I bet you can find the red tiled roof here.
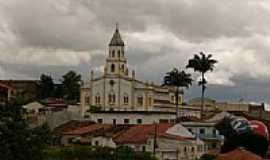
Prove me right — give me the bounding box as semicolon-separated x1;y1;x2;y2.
160;133;194;141
0;82;15;90
114;123;173;144
53;120;95;134
62;124;112;136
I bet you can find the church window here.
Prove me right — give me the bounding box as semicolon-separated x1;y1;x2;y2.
137;96;143;106
122;50;124;57
124;95;129;104
111;64;115;73
112;50;115;57
118;50;121;58
148;97;152;106
125;69;128;76
95;94;101;105
109;80;115;86
121;64;125;72
109;93;116;104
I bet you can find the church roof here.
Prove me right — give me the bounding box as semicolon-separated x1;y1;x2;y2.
109;24;124;46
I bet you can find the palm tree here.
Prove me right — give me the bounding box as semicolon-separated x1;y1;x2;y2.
186;52;217;118
163;68;192;119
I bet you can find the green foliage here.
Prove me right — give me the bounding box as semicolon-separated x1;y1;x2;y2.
44;146;157;160
0;99;52;160
163;68;192;118
163;68;193;89
40;74;55;99
61;70;82;102
87;105;101;113
186;52;217;117
186;52;217;89
199;154;217;160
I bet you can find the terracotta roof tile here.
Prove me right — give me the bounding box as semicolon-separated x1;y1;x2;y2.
114;123;172;144
62;124;112;136
53;120;95;134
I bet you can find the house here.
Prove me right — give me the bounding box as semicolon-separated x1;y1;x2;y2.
0;81;16;104
55;122;206;160
0;80;40;102
181;121;223;153
114;123;205;160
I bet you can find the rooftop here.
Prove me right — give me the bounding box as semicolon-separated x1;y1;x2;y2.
114;123;172;144
109;23;125;46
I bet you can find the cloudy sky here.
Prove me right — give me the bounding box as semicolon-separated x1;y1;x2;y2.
1;0;270;103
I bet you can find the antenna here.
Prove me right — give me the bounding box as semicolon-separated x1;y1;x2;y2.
116;22;119;30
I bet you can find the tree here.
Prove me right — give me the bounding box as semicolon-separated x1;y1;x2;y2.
186;52;217;118
61;70;82;102
44;146;157;160
39;74;55;99
0;99;51;160
163;68;192;119
199;154;217;160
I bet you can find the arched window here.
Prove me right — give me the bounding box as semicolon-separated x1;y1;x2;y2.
184;146;187;153
125;68;128;76
121;64;125;72
108;92;116;104
112;50;115;57
111;64;115;73
122;50;124;57
123;93;129;104
118;50;121;58
95;93;101;105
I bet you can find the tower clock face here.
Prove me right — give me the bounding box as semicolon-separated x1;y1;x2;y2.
109;80;115;86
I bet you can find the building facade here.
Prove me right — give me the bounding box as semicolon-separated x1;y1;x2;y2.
80;25;183;117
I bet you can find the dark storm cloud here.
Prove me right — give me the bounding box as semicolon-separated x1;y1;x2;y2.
1;0;270;103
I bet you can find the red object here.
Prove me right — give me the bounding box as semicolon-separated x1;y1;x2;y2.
250;120;269;140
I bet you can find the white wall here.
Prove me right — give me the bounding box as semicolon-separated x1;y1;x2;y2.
90;112;176;124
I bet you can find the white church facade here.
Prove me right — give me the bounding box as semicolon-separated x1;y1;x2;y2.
80;25;194;123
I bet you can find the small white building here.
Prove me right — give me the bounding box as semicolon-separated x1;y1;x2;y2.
88;111;176;124
181;121;223;152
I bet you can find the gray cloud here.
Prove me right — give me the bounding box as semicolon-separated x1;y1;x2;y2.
0;0;270;103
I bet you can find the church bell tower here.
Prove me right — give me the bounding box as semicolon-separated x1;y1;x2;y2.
105;23;129;77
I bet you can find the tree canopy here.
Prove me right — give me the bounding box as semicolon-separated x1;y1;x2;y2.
163;68;193;89
61;70;82;102
39;74;55;99
0;100;51;160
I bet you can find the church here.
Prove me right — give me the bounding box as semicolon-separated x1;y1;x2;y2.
80;25;189;124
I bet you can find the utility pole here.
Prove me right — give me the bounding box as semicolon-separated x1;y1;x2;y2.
153;122;158;156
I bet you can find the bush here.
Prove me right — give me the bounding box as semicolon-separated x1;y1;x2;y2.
44;146;157;160
199;154;217;160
